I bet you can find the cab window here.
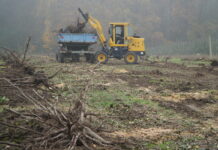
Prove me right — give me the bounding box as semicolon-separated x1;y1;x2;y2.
109;24;113;41
115;25;124;44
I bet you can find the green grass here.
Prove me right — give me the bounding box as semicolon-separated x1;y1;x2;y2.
0;107;4;113
143;136;206;150
0;104;9;113
0;59;5;71
169;58;183;64
169;57;211;67
0;96;9;104
88;89;157;109
0;59;4;64
151;57;211;67
89;87;179;108
87;89;179;121
144;141;176;150
184;60;210;67
0;56;217;149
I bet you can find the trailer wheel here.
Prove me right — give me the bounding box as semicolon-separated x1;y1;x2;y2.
85;54;95;63
57;53;64;63
89;54;96;63
85;54;91;62
72;54;80;62
124;52;138;64
56;54;58;61
96;51;108;64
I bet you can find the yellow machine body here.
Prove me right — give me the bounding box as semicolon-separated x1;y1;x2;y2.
109;23;145;52
78;8;146;64
127;37;145;52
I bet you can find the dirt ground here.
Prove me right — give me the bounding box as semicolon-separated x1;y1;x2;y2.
0;56;218;149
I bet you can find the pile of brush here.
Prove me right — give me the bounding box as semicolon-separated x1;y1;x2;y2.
0;81;112;150
211;60;218;67
0;38;113;150
59;18;96;34
0;37;61;105
0;37;57;88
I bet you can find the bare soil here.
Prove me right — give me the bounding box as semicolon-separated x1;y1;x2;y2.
0;56;218;149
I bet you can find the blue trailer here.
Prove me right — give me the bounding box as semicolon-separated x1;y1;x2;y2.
56;33;98;63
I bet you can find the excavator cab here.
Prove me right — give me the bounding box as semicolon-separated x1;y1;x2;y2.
108;23;146;64
109;23;129;46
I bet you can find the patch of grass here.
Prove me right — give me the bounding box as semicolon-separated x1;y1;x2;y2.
206;89;217;94
144;141;176;150
123;65;155;72
61;90;72;97
0;104;9;113
0;107;4;113
148;56;166;62
0;59;4;64
160;92;172;97
88;90;125;108
149;78;161;84
88;89;178;116
185;60;211;67
148;77;176;89
0;60;5;71
144;137;204;150
87;89;180;126
169;58;183;64
0;96;9;104
88;90;157;109
178;136;206;150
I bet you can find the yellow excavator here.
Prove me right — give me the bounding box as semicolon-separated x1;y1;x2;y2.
78;8;146;64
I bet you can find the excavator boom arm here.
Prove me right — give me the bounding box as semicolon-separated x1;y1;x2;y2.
78;8;107;48
88;16;106;46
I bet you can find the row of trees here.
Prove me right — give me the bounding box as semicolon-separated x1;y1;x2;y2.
0;0;218;55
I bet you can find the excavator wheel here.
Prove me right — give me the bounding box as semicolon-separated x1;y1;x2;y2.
124;52;138;64
96;51;108;64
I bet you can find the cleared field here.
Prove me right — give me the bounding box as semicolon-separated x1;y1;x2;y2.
0;56;218;149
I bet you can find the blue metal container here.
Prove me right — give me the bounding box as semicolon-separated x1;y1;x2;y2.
58;33;97;44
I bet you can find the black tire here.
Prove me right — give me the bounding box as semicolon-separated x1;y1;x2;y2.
85;54;91;62
57;53;64;63
85;54;96;63
56;54;58;61
72;54;80;62
124;52;138;64
95;51;108;64
89;54;96;63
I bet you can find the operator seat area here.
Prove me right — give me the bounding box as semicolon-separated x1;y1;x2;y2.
115;25;124;44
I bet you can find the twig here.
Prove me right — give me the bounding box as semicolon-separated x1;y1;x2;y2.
22;36;31;64
0;47;22;64
80;138;94;150
83;127;111;144
48;68;63;79
0;141;24;148
68;132;81;150
0;122;43;135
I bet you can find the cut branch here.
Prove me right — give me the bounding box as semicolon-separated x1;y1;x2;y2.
22;36;31;64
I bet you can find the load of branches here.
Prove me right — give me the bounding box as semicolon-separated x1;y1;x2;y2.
59;18;96;34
